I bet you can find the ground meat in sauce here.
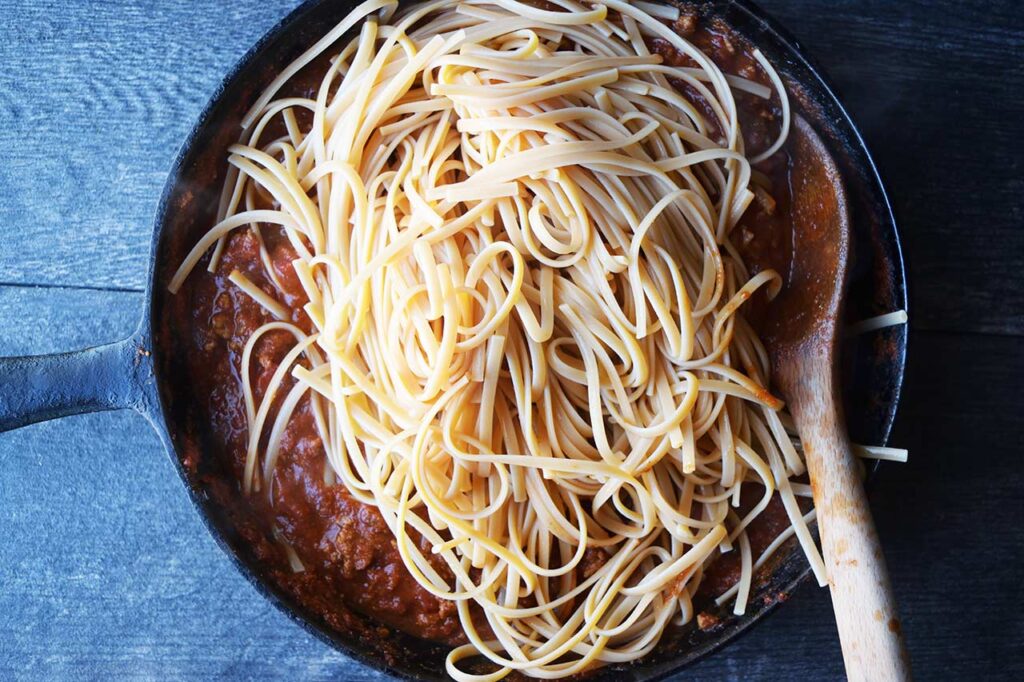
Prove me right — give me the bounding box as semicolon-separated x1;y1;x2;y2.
185;227;464;644
177;8;799;649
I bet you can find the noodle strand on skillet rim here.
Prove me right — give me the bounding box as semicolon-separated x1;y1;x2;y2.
170;0;828;678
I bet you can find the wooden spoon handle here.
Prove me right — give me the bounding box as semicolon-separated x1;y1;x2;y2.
801;415;911;681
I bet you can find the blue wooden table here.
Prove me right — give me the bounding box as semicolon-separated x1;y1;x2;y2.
2;1;1022;680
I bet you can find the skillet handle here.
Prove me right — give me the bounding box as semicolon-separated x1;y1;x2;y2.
0;334;149;433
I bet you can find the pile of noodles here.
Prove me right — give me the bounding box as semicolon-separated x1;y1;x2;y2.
170;1;828;679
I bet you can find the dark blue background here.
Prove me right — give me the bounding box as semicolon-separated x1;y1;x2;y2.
1;1;1022;679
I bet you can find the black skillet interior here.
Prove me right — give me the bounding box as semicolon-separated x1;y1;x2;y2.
147;1;907;679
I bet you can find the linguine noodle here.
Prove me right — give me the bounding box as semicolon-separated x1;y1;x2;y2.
170;1;830;678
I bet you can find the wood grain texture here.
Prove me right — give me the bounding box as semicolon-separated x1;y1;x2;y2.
0;0;1022;680
870;331;1024;681
759;0;1024;335
0;0;298;292
789;355;910;681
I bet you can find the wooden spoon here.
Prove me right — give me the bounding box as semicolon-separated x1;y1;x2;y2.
763;115;911;681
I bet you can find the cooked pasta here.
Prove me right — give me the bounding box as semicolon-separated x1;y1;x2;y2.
169;0;831;678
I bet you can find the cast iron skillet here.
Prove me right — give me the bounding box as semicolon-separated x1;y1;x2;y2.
0;0;907;678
